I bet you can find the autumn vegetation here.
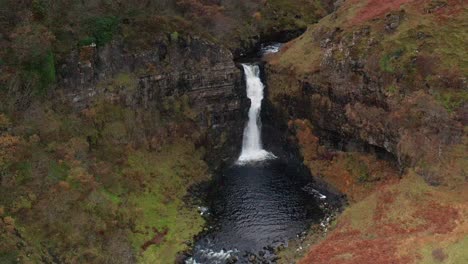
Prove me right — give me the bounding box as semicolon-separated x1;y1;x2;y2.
267;1;467;263
0;0;466;263
0;1;336;262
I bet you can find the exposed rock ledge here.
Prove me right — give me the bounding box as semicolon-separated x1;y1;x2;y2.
58;35;245;129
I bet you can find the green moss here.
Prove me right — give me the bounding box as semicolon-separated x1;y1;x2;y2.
127;143;208;263
379;54;394;73
379;48;404;73
11;196;32;212
78;36;97;47
160;95;198;121
32;0;47;19
170;31;179;42
386;84;399;94
100;189;121;204
101;121;127;143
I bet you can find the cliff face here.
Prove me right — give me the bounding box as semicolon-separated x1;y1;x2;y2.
60;35;244;128
57;35;248;166
267;0;467;185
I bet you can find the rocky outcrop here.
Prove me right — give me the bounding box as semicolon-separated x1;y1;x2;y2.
58;35;245;129
266;0;467;185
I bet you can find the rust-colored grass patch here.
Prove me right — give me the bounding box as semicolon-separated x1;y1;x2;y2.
414;202;460;235
299;174;467;264
349;0;414;25
291;119;399;202
300;233;412;264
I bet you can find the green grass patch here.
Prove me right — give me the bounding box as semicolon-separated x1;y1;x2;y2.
100;189;121;205
343;192;377;230
444;237;468;263
419;236;468;264
434;90;468;114
0;250;18;264
126;142;208;263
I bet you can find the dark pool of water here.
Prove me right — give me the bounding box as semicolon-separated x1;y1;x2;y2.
187;158;338;263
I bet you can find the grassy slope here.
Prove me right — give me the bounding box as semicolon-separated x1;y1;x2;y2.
269;1;468;263
127;144;208;263
272;0;467;74
301;173;468;264
279;120;468;264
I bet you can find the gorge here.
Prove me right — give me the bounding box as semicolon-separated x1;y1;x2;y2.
0;1;466;264
187;57;341;263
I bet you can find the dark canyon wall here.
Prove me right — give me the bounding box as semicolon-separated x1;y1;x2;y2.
57;35;248;165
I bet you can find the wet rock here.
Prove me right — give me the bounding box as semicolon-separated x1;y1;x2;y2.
226;255;238;263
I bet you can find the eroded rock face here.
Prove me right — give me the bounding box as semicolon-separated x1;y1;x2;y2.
266;22;465;184
56;35;248;166
58;35;245;129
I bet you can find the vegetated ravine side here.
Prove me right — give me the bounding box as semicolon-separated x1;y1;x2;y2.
0;1;333;263
266;0;467;263
0;0;466;263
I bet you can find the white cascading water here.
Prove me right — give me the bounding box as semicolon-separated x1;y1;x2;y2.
238;64;275;163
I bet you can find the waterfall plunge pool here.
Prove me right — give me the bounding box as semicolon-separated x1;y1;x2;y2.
186;44;342;263
187;159;340;263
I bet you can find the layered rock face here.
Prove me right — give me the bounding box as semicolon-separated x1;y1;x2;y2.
266;0;467;184
58;35;244;129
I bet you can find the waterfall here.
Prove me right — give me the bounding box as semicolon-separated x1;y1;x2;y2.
238;64;275;163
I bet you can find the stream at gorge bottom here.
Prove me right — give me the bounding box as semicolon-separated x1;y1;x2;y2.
187;158;341;263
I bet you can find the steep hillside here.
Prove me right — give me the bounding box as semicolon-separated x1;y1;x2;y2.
268;0;466;184
0;1;334;263
266;0;468;263
1;0;466;263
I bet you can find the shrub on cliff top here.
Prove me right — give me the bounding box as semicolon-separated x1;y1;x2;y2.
83;16;120;47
